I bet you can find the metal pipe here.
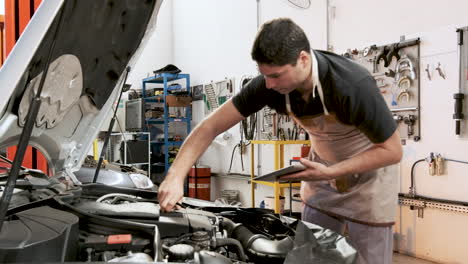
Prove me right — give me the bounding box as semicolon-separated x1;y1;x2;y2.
390;107;418;112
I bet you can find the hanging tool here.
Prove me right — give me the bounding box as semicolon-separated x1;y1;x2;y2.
385;69;396;78
403;115;417;137
395;54;416;81
393;114;403;123
435;62;446;79
375;45;390;67
425;64;431;80
362;44;377;57
370;57;378;73
385;43;401;66
455;28;465;135
397;90;410;103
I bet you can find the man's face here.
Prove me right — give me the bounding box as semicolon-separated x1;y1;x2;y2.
258;53;310;94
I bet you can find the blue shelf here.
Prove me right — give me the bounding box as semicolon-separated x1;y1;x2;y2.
142;73;190;84
168;141;183;147
150;141;183;146
142;73;191;176
146;118;164;124
144;96;165;103
168;117;190;122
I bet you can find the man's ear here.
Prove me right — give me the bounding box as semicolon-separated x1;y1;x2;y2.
298;50;310;68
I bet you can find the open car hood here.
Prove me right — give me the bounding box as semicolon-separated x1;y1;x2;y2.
0;0;162;181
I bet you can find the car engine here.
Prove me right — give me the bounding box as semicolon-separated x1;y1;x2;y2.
0;176;296;263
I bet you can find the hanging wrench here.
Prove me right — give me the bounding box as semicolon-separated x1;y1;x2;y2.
425;64;431;80
435;63;446;79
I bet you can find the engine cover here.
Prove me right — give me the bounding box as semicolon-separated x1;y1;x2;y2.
0;206;79;262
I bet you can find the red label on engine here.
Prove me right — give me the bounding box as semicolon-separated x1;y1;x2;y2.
107;234;132;244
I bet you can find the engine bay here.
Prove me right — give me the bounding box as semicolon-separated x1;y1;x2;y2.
0;175;297;263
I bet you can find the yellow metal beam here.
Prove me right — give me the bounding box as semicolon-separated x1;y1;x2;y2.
93;139;99;160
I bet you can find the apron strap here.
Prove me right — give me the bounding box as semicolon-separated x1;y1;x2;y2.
310;51;329;115
285;51;329;116
285;93;293;114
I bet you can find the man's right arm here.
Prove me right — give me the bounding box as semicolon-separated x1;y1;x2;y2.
157;99;245;211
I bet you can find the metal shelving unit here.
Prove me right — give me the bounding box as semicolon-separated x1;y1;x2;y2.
142;73;191;175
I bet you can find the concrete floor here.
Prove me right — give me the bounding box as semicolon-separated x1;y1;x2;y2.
393;253;438;264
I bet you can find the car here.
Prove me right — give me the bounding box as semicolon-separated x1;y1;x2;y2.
0;1;357;263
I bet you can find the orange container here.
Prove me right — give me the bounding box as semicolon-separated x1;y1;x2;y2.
188;166;211;201
301;145;311;158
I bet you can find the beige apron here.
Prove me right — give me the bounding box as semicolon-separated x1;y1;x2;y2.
285;52;397;225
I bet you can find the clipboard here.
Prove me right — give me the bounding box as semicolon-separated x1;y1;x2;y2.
253;164;305;182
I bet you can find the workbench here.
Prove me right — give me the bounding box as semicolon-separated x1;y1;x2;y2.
250;140;310;213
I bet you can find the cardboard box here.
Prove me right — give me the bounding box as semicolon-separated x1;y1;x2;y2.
166;95;192;107
145;110;162;118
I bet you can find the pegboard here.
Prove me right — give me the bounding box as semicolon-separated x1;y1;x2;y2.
347;38;421;142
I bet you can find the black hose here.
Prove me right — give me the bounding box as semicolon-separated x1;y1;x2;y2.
239;144;244;171
410;157;468;197
409;159;425;196
221;217;293;259
213;238;247;262
227;145;239;174
408;156;468;205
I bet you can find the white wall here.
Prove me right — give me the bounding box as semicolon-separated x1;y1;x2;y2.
127;0;174;89
133;0;468;262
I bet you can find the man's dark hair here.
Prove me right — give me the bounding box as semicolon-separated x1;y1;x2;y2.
251;18;310;66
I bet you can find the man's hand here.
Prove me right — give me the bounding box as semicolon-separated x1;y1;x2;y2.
280;130;402;182
279;158;336;182
157;176;185;212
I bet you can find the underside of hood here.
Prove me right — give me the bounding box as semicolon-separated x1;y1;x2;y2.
0;0;162;181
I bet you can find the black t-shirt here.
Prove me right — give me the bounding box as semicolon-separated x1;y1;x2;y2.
232;50;397;143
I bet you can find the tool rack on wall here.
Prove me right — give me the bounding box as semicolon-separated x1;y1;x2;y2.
347;38;421;143
142;73;192;176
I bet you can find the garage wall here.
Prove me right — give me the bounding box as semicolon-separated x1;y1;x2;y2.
132;0;468;262
127;0;174;89
328;1;468;263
